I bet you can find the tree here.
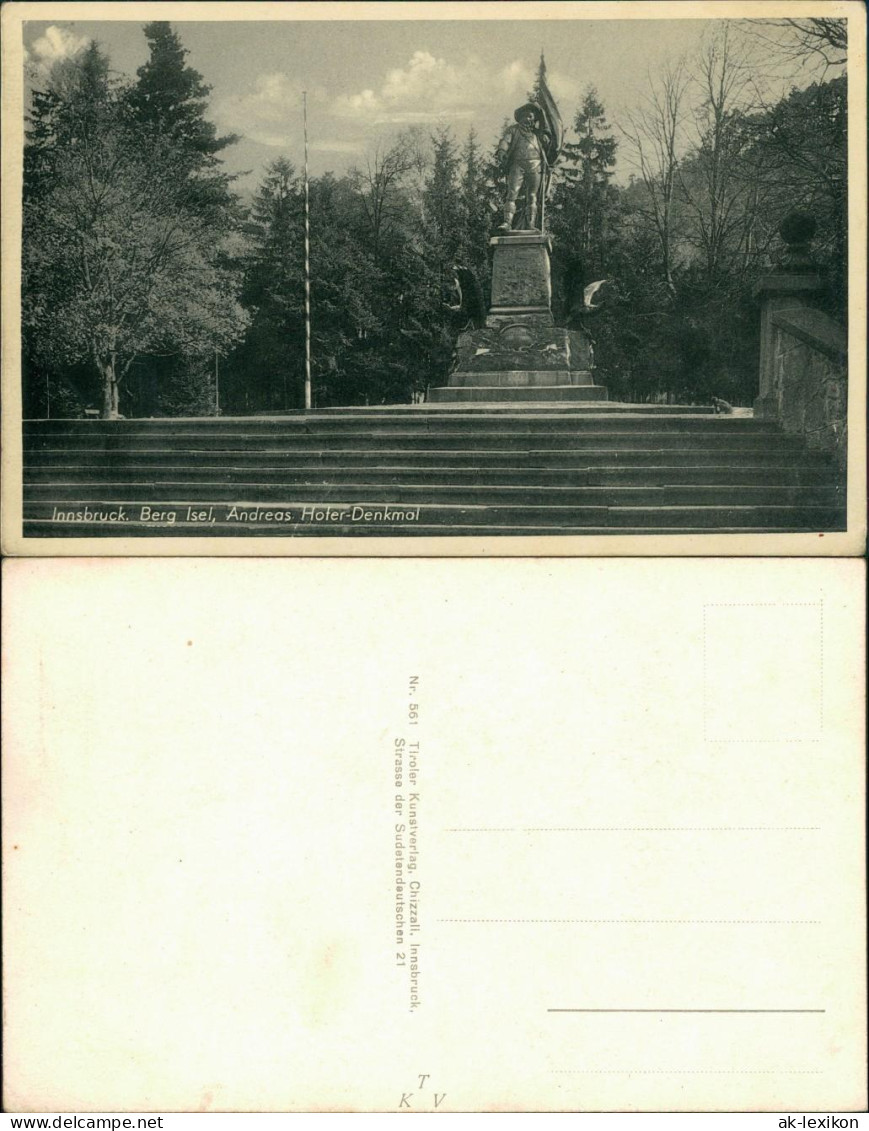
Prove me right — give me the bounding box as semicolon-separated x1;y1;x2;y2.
126;22;237;167
423;128;462;259
121;22;245;414
421;127;462;313
743;76;847;313
22;43;248;418
354;132;424;259
228;154;434;411
622;61;689;293
228;157;305;411
306;174;384;406
677;27;758;282
550;87;620;316
458;129;496;300
745;17;846;80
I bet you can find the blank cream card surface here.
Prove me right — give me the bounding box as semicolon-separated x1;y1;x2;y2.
2;557;865;1112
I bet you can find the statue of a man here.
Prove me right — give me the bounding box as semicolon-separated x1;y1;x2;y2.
497;100;559;231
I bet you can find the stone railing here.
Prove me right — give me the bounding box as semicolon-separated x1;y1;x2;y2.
754;212;848;471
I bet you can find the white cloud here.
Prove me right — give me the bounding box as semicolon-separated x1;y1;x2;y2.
215;74;327;148
27;25;89;70
332;51;574;126
214;53;581;153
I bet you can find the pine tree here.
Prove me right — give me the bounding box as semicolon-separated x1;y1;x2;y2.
423;128;462;279
417;129;464;388
24;42;115;201
526;53;546;102
127;22;237;164
458;129;493;296
233;157;305;410
550;86;621;310
481;119;511;236
121;22;245;413
559;87;618;245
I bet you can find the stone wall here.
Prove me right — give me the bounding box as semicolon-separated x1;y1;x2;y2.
770;308;847;472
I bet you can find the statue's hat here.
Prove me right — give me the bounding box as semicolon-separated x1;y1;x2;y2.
514;102;543;125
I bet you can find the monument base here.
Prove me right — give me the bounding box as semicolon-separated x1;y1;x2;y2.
451;324;592;375
428;383;609;403
445;369;595;387
428;228;609;404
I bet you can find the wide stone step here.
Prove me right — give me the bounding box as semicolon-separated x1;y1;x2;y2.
23;500;844;536
26;481;842;508
23;464;838;489
315;404;720;415
20;412;844;537
24;432;805;455
23;447;828;473
26;402;721;419
23;415;771;436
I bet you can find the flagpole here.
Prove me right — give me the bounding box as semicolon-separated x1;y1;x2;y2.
303;90;312;411
539;52;546;232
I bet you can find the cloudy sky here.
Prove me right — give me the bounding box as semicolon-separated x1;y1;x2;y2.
21;12;820;191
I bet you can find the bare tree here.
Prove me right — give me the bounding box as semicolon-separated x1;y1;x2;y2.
745;18;846;80
355;131;426;257
677;26;760;281
622;60;690;293
729;16;848;278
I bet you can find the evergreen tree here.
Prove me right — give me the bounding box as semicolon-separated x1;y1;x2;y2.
422;128;462;315
480;120;511;241
549;87;620;317
458;129;494;299
225;162;396;411
229;158;305;411
122;22;246;413
526;53;547;102
307;174;383;406
423;128;462;257
557;87;619;259
127;22;237;165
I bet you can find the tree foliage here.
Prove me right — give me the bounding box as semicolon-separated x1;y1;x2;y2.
23;32;247;418
126;21;238;166
22;22;848;416
550;86;620;316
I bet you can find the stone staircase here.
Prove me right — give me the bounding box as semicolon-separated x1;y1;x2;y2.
22;405;845;537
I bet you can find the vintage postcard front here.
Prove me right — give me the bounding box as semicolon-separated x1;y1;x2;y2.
3;557;865;1112
1;0;866;556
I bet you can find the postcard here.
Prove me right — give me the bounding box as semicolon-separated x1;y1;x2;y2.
2;556;865;1112
1;0;865;557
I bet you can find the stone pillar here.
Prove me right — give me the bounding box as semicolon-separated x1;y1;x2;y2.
488;232;553;324
754;212;824;420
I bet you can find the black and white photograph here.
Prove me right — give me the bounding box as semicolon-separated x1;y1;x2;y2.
1;6;867;1119
2;1;864;550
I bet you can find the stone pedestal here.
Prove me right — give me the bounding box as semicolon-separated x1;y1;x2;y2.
489;231;553;318
451;324;593;379
430;231;607;404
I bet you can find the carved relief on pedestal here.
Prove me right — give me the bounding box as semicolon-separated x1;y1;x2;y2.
492;248;548;307
490;238;552;311
452;323;592;375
